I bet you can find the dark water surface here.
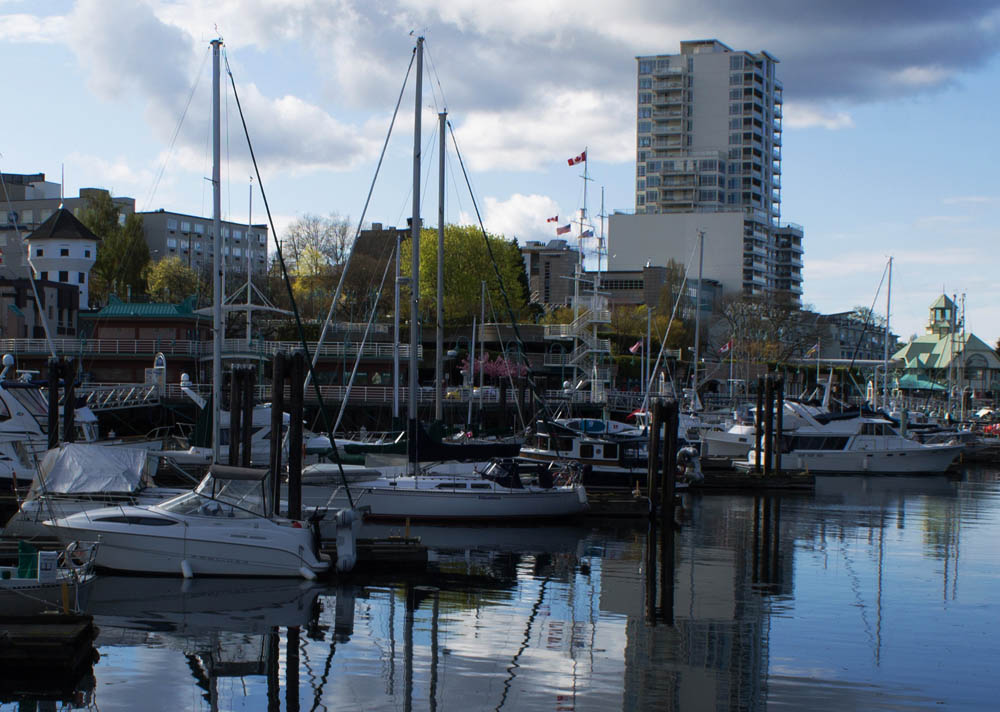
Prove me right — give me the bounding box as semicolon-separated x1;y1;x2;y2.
5;465;998;711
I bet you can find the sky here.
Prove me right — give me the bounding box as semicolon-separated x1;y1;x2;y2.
1;0;999;345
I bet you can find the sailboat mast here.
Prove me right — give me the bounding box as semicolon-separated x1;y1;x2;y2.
246;179;253;347
692;230;704;404
408;36;424;474
393;232;401;421
211;38;223;464
435;111;446;422
882;256;892;408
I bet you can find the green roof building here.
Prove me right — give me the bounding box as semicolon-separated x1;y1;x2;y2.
891;294;1000;397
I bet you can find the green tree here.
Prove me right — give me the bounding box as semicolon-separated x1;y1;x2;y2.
145;257;201;302
81;191;149;304
405;225;530;325
291;245;336;320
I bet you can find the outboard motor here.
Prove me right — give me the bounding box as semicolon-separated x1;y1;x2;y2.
334;508;361;573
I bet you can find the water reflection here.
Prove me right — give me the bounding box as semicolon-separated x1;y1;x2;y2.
3;467;998;710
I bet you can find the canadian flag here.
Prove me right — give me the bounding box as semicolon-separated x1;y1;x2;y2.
719;339;733;355
546;215;558;223
567;150;587;166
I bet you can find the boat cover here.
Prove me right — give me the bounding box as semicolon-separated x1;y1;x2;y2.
31;443;152;495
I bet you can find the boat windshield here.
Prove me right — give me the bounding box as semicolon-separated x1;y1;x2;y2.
160;476;269;518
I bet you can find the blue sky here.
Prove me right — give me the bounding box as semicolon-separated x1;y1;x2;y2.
1;0;999;345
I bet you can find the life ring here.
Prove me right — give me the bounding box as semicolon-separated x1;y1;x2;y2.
63;541;92;569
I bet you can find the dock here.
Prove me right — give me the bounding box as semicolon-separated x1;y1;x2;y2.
0;614;98;679
689;470;814;492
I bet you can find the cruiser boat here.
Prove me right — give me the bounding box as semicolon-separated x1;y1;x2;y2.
734;403;963;475
45;464;332;579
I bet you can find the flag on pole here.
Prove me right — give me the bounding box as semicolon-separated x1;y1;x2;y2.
719;339;733;355
567;150;587;166
546;215;558;223
580;228;594;238
805;342;820;357
629;341;642;354
556;224;571;235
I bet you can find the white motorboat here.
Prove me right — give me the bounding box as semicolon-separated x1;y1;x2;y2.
45;464;332;579
5;443;189;539
735;404;963;475
326;459;589;521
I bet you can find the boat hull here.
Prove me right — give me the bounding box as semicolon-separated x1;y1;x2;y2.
352;485;589;521
46;510;329;579
738;444;963;475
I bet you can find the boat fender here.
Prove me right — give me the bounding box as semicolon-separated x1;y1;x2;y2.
299;566;317;581
181;559;193;578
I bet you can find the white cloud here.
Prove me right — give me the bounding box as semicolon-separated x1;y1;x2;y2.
783;102;855;130
942;195;997;205
0;12;67;42
890;65;952;87
453;88;633;172
458;193;560;242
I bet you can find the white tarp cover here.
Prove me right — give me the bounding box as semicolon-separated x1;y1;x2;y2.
32;443;152;495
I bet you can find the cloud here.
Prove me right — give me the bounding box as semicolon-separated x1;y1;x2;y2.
782;102;855;130
0;11;67;42
459;193;561;242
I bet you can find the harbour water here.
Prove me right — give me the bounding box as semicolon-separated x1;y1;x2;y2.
4;464;998;711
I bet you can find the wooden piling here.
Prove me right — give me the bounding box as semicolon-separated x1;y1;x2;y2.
61;359;75;443
269;352;286;514
647;399;661;506
228;366;242;467
241;366;254;468
753;377;764;474
763;375;774;476
775;377;784;473
47;358;60;450
661;399;678;519
287;351;305;521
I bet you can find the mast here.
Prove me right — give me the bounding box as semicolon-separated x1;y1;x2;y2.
408;36;423;475
246;178;253;347
393;231;401;422
211;38;223;463
435;111;446;422
692;230;704;407
882;256;892;409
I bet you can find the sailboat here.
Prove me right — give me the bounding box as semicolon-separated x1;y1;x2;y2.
333;37;588;521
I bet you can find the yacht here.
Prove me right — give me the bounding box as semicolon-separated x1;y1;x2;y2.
734;403;963;475
44;464;332;579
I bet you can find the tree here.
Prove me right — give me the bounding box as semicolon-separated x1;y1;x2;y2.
406;224;530;325
851;305;887;329
145;257;202;302
715;294;819;366
290;245;337;320
81;192;149;304
281;213;353;270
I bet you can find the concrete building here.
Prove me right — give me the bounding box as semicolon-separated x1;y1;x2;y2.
521;239;579;307
138;210;269;279
0;278;79;339
614;40;803;304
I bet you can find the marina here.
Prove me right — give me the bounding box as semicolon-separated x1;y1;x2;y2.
1;463;997;710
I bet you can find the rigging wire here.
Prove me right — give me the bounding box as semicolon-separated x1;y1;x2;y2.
142;45;211;213
446;120;553;423
423;42;449;114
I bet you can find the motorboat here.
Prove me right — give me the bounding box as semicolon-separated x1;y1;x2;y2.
0;540;97;616
5;443;189;539
325;459;589;522
44;464;332;579
734;403;963;475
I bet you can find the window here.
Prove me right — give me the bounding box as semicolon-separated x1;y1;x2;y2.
258;234;266;245
167;238;177;248
730;88;741;100
638;107;651;118
193;223;205;234
60;248;69;256
638;60;653;74
637;165;646;177
646;190;658;201
79;272;86;284
637;179;646;191
638;93;652;105
58;271;68;282
118;214;126;227
22;209;33;224
223;227;230;237
730;73;741;85
234;230;241;240
730;55;743;70
638;77;652;89
637;121;651;133
195;241;203;252
729;133;741;145
233;247;241;258
84;249;91;258
646;176;660;187
167;218;178;230
180;221;191;232
40;271;48;280
638;136;651;147
35;247;43;257
647;161;660;172
730;103;741;115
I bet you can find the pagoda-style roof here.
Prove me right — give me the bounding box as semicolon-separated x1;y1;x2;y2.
26;208;99;242
87;295;203;320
